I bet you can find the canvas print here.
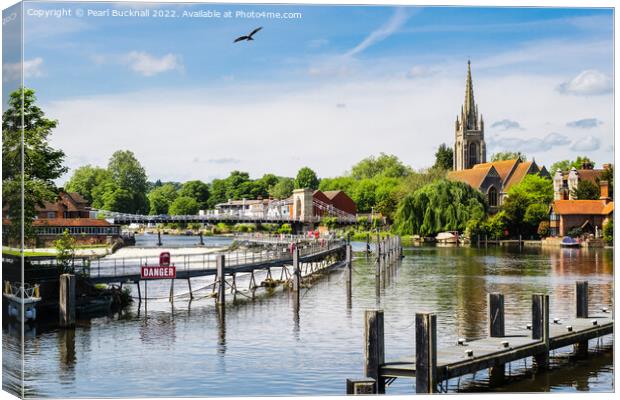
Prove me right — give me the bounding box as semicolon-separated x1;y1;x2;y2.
1;1;614;398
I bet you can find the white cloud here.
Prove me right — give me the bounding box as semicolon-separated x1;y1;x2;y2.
566;118;603;129
491;119;522;131
558;70;612;96
2;57;44;82
122;52;184;77
45;59;614;184
406;65;439;79
344;8;409;58
488;132;570;153
570;135;601;152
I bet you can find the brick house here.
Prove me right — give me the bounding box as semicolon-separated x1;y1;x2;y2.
549;181;613;237
2;191;121;246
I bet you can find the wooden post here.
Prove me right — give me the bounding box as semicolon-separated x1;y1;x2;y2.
345;244;352;284
364;310;385;394
375;241;381;279
576;281;588;318
157;230;162;246
575;281;589;357
216;255;225;308
366;233;370;259
415;312;437;394
488;293;505;385
59;274;76;328
488;293;505;337
532;294;550;369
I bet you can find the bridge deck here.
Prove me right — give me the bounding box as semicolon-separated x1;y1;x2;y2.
380;315;613;380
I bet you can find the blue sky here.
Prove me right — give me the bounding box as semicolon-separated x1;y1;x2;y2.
3;2;614;183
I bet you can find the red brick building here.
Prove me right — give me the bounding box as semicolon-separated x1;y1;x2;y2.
3;191;121;246
549;182;613;237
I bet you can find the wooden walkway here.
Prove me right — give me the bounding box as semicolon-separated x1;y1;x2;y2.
380;315;613;380
347;281;614;394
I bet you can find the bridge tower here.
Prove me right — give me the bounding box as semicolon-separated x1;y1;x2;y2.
292;188;315;232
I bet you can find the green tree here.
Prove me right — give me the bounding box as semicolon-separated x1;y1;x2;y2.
169;196;200;215
491;151;526;161
107;150;148;213
603;219;613;245
353;179;378;213
433;143;454;170
571;180;600;200
350;153;411;179
598;164;614;198
295;167;319;189
269;177;295;199
65;165;112;204
148;183;179;215
101;188;134;212
54;229;76;274
551;156;596;173
508;174;553;205
178;180;209;209
2;87;67;242
393;180;487;236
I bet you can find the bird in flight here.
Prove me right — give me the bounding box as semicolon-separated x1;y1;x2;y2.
234;27;263;43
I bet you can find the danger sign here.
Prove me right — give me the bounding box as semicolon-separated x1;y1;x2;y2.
141;265;176;279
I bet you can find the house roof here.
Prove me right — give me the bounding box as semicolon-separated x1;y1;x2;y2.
474;159;518;182
3;218;115;227
552;200;614;215
504;161;535;191
447;164;494;189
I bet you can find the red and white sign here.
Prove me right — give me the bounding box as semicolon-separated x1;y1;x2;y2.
141;265;176;279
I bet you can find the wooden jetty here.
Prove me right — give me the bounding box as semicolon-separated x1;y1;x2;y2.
348;281;613;394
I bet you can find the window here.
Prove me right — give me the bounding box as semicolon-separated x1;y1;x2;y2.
47;212;56;218
469;142;478;166
488;186;498;207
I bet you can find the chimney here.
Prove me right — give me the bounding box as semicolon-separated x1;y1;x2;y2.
600;180;610;203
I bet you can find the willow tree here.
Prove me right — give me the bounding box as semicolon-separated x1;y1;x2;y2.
393;180;487;236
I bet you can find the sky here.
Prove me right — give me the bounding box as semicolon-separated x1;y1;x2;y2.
2;2;614;184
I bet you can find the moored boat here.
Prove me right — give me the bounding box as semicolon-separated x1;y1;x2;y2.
560;236;580;248
436;231;459;244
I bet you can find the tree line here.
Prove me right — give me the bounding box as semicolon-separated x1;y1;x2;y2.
2;87;612;243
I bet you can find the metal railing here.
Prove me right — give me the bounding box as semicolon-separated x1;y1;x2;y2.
85;238;345;279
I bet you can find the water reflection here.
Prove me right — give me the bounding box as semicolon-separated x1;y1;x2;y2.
2;244;613;397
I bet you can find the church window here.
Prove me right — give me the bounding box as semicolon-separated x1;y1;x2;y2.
488;186;498;207
469;142;478;166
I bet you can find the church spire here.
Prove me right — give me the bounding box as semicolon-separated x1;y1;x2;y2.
463;60;477;130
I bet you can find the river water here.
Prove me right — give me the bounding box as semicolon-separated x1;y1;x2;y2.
2;240;614;397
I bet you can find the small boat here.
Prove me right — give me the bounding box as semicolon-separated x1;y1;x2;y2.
560;236;580;248
3;281;42;322
436;231;459;244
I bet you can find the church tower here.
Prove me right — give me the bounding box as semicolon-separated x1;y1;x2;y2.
454;61;486;170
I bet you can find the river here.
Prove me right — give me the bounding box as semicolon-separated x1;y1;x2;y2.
2;240;613;397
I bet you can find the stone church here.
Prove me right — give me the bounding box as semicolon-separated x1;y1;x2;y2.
447;61;549;210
